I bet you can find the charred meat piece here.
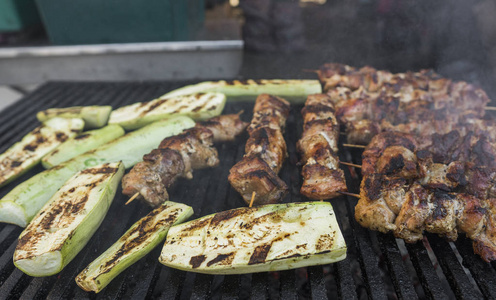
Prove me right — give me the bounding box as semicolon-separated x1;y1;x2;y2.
197;113;248;143
297;94;347;200
229;94;290;206
355;174;409;233
122;114;247;207
362;131;418;175
228;154;288;205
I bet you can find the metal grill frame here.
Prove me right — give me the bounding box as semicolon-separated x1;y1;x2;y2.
0;81;495;299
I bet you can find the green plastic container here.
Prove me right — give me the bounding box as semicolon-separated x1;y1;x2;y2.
35;0;205;45
0;0;41;32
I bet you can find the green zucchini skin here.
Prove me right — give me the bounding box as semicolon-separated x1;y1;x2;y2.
0;116;195;227
42;125;125;169
37;106;113;129
76;201;193;293
159;202;347;274
108;92;226;130
13;162;125;277
0;117;84;188
161;80;322;103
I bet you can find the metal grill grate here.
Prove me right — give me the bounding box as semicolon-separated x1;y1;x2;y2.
0;82;495;299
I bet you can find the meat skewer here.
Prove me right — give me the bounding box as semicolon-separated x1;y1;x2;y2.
228;94;290;206
354;130;496;261
297;94;347;199
122;114;248;207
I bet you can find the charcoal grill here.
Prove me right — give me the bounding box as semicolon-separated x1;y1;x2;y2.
1;81;496;299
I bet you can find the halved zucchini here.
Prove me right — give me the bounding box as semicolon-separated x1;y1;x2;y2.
0;117;84;188
41;124;125;169
108;93;226;130
37;106;112;129
161;80;322;103
13;161;125;277
159;202;346;274
76;201;193;293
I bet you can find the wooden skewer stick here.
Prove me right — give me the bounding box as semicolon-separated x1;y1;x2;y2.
339;161;362;169
343;143;366;149
249;191;256;208
485;106;496;111
338;191;360;199
125;192;140;205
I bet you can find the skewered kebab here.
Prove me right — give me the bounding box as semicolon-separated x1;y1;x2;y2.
228;94;290;206
297;94;347;199
122;114;248;207
318;63;491;145
355;131;496;261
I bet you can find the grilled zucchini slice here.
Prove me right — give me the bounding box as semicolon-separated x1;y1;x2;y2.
13;161;125;277
108;92;226;130
76;201;193;293
42;124;125;169
37;106;112;129
0;116;195;227
0;117;84;188
161;79;322;103
159;202;346;274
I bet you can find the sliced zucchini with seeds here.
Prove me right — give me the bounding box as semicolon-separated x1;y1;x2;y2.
76;201;193;293
162;80;322;103
42;124;125;169
108;92;226;130
159;202;346;274
0;117;84;188
37;106;112;129
13;161;125;277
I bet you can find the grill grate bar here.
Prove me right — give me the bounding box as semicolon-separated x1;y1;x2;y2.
191;274;214;300
406;241;450;299
308;266;328;299
454;238;496;299
428;236;481;299
344;198;388;299
279;270;298;300
377;233;418;299
220;275;240;300
250;273;269;299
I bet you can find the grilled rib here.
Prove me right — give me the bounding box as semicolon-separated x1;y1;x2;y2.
229;94;290;206
122;114;248;207
297;94;347;200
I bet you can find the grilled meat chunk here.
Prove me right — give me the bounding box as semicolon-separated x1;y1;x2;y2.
297;94;347;200
122;114;247;207
196;113;248;142
229;94;290;205
356;130;496;261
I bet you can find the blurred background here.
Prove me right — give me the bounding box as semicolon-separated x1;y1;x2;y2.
0;0;495;108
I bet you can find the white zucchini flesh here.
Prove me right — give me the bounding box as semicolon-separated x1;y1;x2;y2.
161;80;322;103
13;161;125;277
37;106;113;129
0;117;84;188
76;201;193;293
41;124;125;169
108;92;226;130
159;202;346;274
